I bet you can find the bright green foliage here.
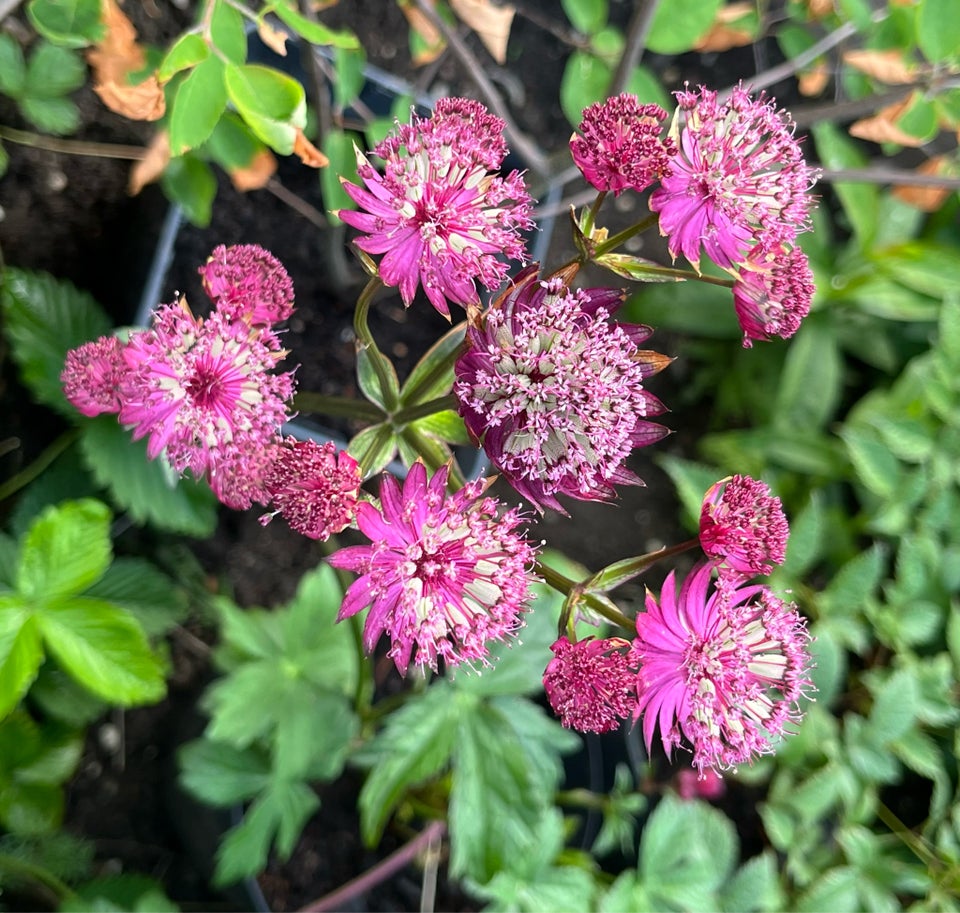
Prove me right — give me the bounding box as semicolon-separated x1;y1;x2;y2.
25;0;103;47
169;56;228;156
160;154;217;227
561;0;607;35
0;35;85;134
178;564;360;885
646;0;723;54
0;500;168;718
60;874;180;912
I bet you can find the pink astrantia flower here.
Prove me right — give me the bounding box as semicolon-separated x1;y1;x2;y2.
260;438;362;541
543;635;637;733
650;85;818;270
61;335;127;417
118;298;295;509
700;475;789;578
569;94;675;196
337;97;534;317
328;462;537;674
454;266;671;513
731;244;815;347
199;243;295;326
630;561;813;774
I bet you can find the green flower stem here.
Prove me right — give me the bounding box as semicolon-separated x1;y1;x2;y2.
0;853;76;905
606;263;735;287
0;427;79;504
555;787;608;810
292;392;384;423
534;560;635;631
588;538;700;594
390;394;460;427
354;277;400;412
593;212;661;258
579;191;608;239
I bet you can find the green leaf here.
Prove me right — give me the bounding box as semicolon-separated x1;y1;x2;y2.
877;242;960;300
348;423;398;479
0;34;26;96
202;663;287;748
409;411;470;447
209;0;246;64
780;492;825;579
400;323;466;406
268;1;359;49
797;867;860;913
358;682;459;844
320;129;360;223
356;342;401;411
78;413;218;538
26;0;104;48
917;0;960;62
17;499;111;602
561;0;607;34
560;50;610;128
161;153;217;227
85;558;186;637
811;123;878;245
625;64;670;110
0;267;112;416
36;597;166;706
64;874;178;913
28;666;104;726
273;689;356;782
157;33;210;83
204;111;266;172
178;738;271;806
866;668;919;744
657;455;720;530
169;56;227;156
224;63;306;156
0;603;43;718
840;426;902;498
19;94;79;135
646;0;723;54
0;143;8;180
0;780;63;835
0;534;17;588
720;852;784;913
818;545;886;620
773;318;842;432
332;45;365;109
24;42;85;97
472;860;597;912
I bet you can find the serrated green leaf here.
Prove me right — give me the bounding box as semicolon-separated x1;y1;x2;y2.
169;55;227;155
840;427;902;497
0;34;26;96
19;94;79;134
867;669;919;744
797;866;860;913
161;153;217;227
17;499;111;602
720;852;784;913
0;604;43;719
178;738;271;806
26;0;103;48
202;662;287;748
0;267;112;416
917;0;960;63
268;1;359;49
273;689;356;781
358;683;459;844
224;63;306;156
561;0;607;34
157;33;210;83
24;42;85;97
85;558;186;637
781;492;825;579
818;545;885;619
471;860;597;913
78;416;218;537
209;0;246;64
774;318;842;432
808;625;846;708
647;0;723;53
36;597;166;706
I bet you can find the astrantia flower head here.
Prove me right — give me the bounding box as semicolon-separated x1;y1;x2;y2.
570;94;675;196
650;84;818;270
630;561;813;774
543;635;637;733
327;462;537;674
118;298;295;508
199;243;295;326
260;438;362;541
454;266;671;513
61;335;127;417
337;97;534;317
700;474;789;577
731;244;815;347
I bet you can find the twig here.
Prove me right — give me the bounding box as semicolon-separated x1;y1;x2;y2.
509;0;587;47
0;125;147;160
0;0;24;23
264;177;329;229
608;0;663;97
818;167;960;189
409;0;550;176
298;820;448;913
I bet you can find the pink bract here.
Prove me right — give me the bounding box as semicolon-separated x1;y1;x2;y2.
649;85;818;270
454;265;671;513
569;94;675;196
118;298;296;509
327;462;537;674
260;438;362;541
732;244;815;346
199;243;295;326
543;635;637;733
61;335;126;417
630;561;812;774
337;97;534;317
700;474;789;578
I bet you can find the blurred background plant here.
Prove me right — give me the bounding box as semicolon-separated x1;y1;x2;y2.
1;0;960;911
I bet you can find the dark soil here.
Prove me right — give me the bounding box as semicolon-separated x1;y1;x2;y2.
0;1;755;910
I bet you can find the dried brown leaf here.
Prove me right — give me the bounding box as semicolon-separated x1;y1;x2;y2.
805;0;833;19
128;130;170;195
849;96;923;147
95;75;166;121
842;49;916;85
892;156;953;211
449;0;515;64
257;18;289;56
798;62;830;97
294;129;329;168
693;3;755;52
229;149;278;191
399;0;446;65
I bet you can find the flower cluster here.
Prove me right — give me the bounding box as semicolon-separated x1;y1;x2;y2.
328;462;537;674
454;266;671;513
338;97;534;317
